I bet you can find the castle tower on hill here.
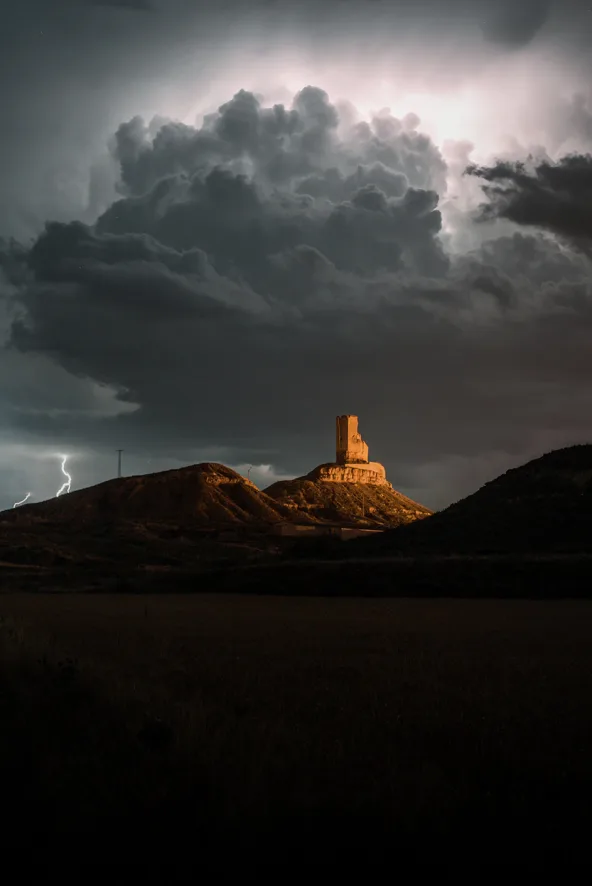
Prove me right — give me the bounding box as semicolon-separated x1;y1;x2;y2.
336;415;369;465
308;415;389;486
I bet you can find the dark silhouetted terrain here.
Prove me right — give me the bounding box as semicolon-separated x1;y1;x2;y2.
4;445;592;597
3;451;592;867
0;462;312;584
348;444;592;556
1;593;591;866
0;460;432;591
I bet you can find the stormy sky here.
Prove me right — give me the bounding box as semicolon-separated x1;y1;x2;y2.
3;0;592;510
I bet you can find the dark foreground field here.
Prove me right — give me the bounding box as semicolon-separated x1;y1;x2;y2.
1;593;592;868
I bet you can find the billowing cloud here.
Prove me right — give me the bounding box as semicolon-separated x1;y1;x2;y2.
7;88;452;433
4;1;592;510
3;81;592;511
468;154;592;251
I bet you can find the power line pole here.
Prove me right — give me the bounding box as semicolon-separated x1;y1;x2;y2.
116;449;123;478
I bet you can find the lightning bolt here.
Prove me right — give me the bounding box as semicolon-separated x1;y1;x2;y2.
56;455;72;497
13;492;31;508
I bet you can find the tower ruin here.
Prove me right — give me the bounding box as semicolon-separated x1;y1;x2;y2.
300;414;388;485
336;415;369;465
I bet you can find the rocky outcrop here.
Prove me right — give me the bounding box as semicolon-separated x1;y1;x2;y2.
310;462;389;486
327;415;389;486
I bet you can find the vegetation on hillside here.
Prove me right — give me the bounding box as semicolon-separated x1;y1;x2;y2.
265;475;431;527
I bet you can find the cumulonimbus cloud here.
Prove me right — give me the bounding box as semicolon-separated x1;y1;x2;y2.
3;84;592;509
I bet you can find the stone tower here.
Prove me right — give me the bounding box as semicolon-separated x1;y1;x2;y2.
336;415;370;465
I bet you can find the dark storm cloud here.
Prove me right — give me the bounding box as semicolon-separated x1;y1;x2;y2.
100;88;449;280
5;84;592;510
480;0;551;47
5;0;592;507
87;0;154;9
9;221;592;507
0;238;29;287
468;154;592;251
10;87;451;390
0;0;588;240
1;87;446;445
111;92;446;198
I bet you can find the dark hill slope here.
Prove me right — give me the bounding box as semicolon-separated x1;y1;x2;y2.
349;445;592;555
0;463;319;581
1;463;317;529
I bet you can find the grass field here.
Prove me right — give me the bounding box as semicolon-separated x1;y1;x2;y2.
1;593;592;867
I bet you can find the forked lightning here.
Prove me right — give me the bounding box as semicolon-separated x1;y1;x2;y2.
13;492;31;508
56;455;72;497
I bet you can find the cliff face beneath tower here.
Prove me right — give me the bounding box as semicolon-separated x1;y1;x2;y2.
310;462;389;485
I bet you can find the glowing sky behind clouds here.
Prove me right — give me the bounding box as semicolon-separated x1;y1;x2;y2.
3;0;592;510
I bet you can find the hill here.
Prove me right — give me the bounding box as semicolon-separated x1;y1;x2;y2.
265;467;432;527
348;444;592;555
1;462;314;529
0;463;320;581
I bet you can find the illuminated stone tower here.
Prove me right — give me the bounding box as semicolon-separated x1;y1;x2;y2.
311;414;388;484
336;414;369;465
